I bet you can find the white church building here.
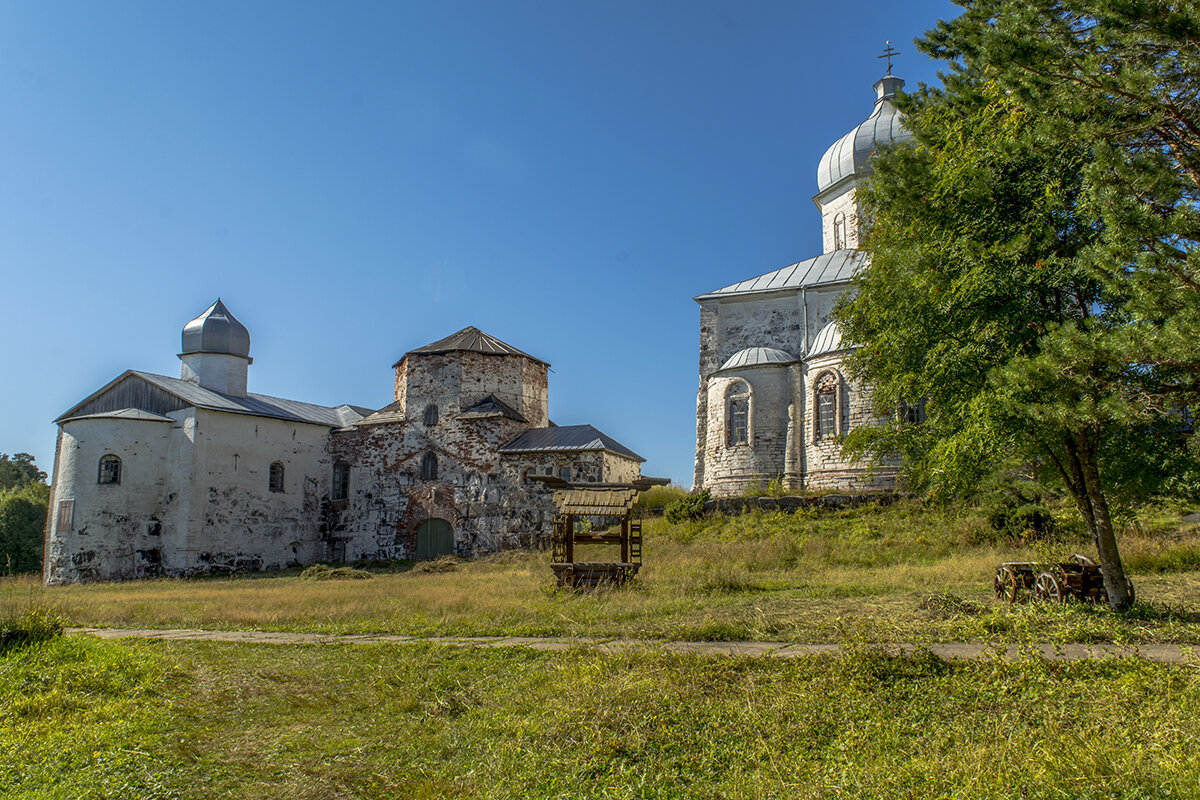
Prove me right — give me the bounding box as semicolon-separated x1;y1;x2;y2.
693;72;912;496
44;301;647;583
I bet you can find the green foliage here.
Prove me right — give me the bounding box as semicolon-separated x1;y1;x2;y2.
632;483;688;511
744;474;787;497
664;489;710;523
0;601;63;653
0;482;48;575
0;453;45;492
4;637;1200;798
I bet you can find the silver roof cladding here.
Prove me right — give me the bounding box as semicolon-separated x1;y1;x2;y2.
695;249;868;301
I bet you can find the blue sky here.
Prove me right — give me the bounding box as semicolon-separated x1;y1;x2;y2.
0;0;957;486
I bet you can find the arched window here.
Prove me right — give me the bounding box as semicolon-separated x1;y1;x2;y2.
98;454;122;485
833;212;847;250
725;381;750;447
814;373;839;441
269;461;285;493
420;452;438;481
423;404;439;426
332;462;351;501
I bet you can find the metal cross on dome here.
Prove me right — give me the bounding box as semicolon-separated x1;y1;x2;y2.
878;41;900;75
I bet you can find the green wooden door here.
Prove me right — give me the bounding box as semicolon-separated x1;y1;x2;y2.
416;518;454;560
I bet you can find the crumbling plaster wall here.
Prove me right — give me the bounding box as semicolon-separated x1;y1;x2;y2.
817;184;861;253
183;408;333;575
45;415;179;584
395;351;549;427
703;368;792;497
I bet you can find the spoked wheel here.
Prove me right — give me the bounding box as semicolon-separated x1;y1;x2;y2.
1033;571;1063;603
994;567;1020;603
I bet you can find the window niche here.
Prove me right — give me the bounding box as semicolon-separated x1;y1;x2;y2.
423;404;439;427
268;461;285;493
833;212;847;250
725;381;750;447
332;462;351;501
98;455;122;485
420;452;438;481
900;398;927;426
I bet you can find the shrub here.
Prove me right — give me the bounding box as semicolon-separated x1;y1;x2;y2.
633;483;688;511
665;489;710;524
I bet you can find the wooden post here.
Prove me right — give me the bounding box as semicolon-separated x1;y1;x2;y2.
565;514;574;563
620;514;629;563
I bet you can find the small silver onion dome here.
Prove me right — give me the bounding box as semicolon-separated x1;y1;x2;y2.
181;299;251;357
716;346;799;373
816;75;912;194
807;321;846;359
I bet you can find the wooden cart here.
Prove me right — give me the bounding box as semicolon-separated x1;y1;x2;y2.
993;554;1131;604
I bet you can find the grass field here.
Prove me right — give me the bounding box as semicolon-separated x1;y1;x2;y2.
4;499;1200;798
4;500;1199;645
3;636;1200;799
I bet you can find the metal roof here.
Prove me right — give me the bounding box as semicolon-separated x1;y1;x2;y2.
816;75;912;195
181;299;251;358
61;408;175;423
716;347;798;373
56;370;368;428
695;249;869;301
394;326;547;368
499;424;644;462
807;321;847;359
460;394;527;422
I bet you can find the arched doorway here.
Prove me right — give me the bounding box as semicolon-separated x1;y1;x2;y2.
415;518;454;560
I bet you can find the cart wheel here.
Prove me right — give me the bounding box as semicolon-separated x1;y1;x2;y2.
1033;571;1063;603
994;567;1020;603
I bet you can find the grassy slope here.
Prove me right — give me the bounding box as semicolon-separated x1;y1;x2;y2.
5;500;1199;644
3;636;1199;800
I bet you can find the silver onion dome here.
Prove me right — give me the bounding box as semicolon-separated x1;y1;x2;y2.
816;75;912;194
181;299;251;357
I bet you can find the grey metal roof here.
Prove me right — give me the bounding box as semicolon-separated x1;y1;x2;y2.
460;394;527;422
696;249;869;301
352;399;405;427
61;408;175;423
56;370;367;428
395;326;547;368
499;424;644;462
716;347;798;373
806;321;847;359
816;75;912;195
181;299;251;358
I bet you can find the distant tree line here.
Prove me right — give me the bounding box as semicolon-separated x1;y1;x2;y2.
0;453;48;575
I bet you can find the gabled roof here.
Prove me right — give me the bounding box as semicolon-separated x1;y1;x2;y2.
499;424;644;462
695;249;869;301
56;370;369;428
61;408;175;423
460;394;527;422
394;326;547;367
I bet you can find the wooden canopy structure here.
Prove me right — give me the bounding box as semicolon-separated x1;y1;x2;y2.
538;478;666;589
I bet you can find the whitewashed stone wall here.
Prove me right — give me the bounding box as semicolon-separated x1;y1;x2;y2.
703;368;791;496
817;186;861;253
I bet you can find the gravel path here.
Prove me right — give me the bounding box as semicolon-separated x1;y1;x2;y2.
69;627;1198;663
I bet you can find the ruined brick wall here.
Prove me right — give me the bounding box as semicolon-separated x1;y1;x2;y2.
395;351;549;426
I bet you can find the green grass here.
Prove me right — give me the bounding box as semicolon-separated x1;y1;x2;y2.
4;499;1199;645
2;636;1198;799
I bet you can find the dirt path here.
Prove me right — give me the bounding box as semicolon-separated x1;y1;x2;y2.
68;627;1198;663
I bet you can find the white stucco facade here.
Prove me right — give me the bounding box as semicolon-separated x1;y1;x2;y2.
693;72;911;496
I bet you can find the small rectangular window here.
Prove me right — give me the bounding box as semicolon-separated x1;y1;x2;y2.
332;462;350;501
560;467;571;482
56;499;74;533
